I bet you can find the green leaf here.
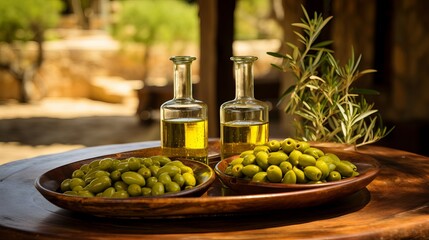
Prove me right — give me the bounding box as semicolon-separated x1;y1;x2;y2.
350;88;380;95
292;23;311;31
270;63;283;71
312;40;333;48
337;103;348;121
267;52;287;58
352;109;378;125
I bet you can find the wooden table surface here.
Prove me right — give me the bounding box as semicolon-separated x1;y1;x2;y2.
1;140;429;239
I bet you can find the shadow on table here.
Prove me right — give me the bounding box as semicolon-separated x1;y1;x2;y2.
39;188;370;235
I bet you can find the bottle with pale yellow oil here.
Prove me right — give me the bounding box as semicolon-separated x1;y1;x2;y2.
160;56;208;164
220;56;269;159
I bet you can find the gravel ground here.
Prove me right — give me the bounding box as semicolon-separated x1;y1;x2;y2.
0;97;160;165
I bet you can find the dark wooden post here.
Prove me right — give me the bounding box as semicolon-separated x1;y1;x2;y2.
197;0;236;137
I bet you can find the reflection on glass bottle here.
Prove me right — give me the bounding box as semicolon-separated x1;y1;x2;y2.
160;56;208;164
220;56;269;159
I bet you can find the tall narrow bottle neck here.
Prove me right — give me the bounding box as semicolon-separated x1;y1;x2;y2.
233;57;256;99
171;56;195;100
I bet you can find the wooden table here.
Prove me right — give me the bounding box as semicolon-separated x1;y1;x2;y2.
1;140;429;239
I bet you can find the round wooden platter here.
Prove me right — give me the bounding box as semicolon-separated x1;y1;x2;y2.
1;140;429;239
34;142;378;218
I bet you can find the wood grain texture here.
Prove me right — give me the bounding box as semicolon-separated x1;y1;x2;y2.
1;140;429;239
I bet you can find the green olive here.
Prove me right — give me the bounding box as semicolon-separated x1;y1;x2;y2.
158;172;172;185
141;158;153;167
304;166;322;181
72;185;84;192
341;160;358;172
63;190;77;196
110;170;122;182
293;166;307;183
251;172;268;183
173;173;185;188
151;182;165;196
137;167;151;179
266;165;283;183
115;162;129;173
253;145;270;155
83;169;105;184
280;138;296;153
255;151;269;170
279;161;293;175
304;147;324;159
127;157;141;171
60;178;71;192
79;164;90;173
165;160;185;168
298;154;316;168
141;187;152;196
98;158;114;171
156;165;181;177
242;154;256;166
111;159;121;170
295;141;310;152
89;159;100;169
266;139;281;152
327;171;341;181
71;169;85;179
127;183;142;197
224;166;233;175
84;175;112;194
288;150;302;166
267;151;288;165
149;165;160;176
101;187;116;197
151;155;171;166
180;165;194;174
325;153;341;163
240;150;254;158
112;190;129;198
182;172;196;187
241;164;262;178
145;176;158;188
282;170;297;184
231;163;244;178
69;177;86;189
315;159;330;180
229;157;244;166
77;190;94;197
121;171;146;186
114;181;128;191
165;181;181;193
335;161;354;178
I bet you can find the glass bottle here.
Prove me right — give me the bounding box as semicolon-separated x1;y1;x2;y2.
220;56;269;159
160;56;208;164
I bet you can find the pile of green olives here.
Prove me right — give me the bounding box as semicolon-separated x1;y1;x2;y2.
224;138;359;184
60;156;197;198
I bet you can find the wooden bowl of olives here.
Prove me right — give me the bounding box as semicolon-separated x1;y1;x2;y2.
215;139;380;194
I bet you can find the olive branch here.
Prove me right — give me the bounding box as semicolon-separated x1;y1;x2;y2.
268;6;393;147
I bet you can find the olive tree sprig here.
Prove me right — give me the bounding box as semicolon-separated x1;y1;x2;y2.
268;5;393;147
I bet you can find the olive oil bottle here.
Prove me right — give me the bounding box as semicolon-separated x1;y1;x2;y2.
160;56;208;164
220;56;269;159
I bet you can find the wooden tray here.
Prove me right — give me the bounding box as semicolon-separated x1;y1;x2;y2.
34;145;380;218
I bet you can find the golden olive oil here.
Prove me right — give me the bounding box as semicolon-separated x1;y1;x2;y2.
161;118;208;164
221;121;269;158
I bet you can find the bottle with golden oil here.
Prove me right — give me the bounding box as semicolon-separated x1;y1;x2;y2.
220;56;269;159
160;56;208;164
